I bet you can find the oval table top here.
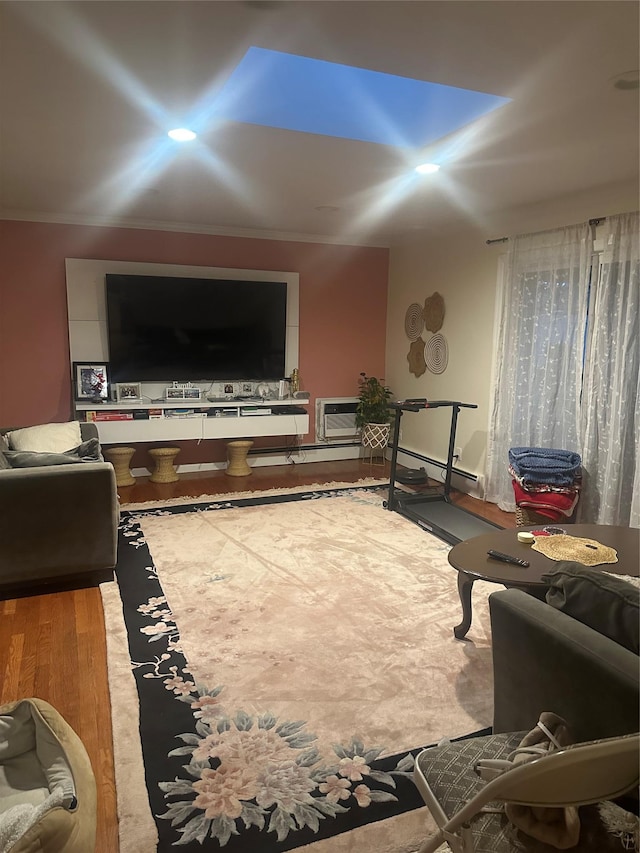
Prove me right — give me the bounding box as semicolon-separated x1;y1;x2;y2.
447;524;639;586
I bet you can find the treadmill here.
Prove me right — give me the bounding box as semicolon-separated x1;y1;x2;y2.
383;399;502;545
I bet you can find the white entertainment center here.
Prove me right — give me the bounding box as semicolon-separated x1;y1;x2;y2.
65;259;309;446
74;398;309;444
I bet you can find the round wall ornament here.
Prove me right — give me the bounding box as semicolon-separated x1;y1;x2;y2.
404;303;425;341
423;292;446;333
425;333;449;374
407;337;427;377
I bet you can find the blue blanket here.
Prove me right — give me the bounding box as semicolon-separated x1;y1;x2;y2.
509;446;582;486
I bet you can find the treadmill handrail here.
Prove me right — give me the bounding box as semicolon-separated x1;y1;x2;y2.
390;399;477;412
424;400;477;409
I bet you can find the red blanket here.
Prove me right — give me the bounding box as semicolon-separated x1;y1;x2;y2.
512;479;579;518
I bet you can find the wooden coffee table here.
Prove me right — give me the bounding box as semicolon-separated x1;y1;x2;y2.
448;524;639;639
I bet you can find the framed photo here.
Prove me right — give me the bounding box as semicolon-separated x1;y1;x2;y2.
116;382;142;402
73;362;109;401
165;386;202;401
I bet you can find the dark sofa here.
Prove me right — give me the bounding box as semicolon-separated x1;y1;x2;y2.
489;563;639;742
0;422;118;596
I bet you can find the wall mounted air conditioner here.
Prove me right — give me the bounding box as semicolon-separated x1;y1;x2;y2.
315;397;359;441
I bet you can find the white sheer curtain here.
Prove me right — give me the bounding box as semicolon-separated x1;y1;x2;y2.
485;224;591;511
579;212;640;526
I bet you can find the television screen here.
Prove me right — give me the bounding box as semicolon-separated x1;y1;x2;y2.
105;274;287;382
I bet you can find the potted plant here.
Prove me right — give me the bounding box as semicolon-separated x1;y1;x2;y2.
356;372;393;453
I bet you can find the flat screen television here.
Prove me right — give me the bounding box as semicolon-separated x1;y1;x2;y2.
105;274;287;382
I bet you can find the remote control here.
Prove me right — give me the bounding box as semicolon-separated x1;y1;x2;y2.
486;550;530;567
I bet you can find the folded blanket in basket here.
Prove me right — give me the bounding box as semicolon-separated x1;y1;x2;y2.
509;466;581;495
512;480;580;518
508;447;582;486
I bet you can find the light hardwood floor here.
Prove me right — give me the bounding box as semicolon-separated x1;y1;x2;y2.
0;459;514;852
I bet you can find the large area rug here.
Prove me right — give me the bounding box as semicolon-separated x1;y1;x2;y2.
101;484;499;852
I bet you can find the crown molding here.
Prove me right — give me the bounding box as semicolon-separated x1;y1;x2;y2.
0;209;390;249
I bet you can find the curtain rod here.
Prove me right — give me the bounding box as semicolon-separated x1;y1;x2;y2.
486;216;607;245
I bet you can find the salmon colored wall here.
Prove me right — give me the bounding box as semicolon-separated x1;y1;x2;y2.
0;220;388;465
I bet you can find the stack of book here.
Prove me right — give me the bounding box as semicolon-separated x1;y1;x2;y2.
85;410;149;421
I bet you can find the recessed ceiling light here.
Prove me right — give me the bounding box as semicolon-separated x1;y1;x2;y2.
168;128;197;141
415;163;441;175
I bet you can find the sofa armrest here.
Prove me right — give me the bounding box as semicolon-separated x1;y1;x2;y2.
0;462;118;587
489;588;639;742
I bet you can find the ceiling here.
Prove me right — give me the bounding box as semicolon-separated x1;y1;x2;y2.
1;0;638;246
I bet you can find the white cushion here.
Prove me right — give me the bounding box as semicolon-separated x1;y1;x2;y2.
6;421;83;453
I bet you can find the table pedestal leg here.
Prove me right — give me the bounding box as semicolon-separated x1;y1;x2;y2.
454;571;475;640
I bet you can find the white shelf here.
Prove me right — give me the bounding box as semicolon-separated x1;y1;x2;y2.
75;398;307;411
80;409;309;444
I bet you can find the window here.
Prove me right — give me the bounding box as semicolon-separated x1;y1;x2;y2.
485;212;639;527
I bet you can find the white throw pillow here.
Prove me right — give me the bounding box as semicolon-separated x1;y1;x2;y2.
6;421;83;453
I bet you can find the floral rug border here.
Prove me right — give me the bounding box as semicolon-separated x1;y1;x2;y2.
121;478;390;511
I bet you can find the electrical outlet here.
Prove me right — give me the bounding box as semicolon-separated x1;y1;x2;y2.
454;446;462;460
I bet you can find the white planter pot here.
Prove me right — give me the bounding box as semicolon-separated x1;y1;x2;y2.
361;422;391;450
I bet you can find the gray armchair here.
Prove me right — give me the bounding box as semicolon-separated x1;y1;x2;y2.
0;422;118;596
489;587;639;742
411;584;640;852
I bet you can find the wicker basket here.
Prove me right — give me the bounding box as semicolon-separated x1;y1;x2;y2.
515;507;549;527
515;506;576;528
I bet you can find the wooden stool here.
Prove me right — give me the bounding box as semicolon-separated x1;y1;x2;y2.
148;447;180;483
104;446;136;487
226;440;253;477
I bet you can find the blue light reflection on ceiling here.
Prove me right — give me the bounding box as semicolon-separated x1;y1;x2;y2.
213;47;511;148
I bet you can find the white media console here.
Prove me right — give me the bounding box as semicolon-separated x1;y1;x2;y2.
75;399;309;444
66;258;308;447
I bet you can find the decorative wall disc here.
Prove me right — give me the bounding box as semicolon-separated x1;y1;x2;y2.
423;292;446;333
407;337;427;377
404;303;424;341
425;333;449;374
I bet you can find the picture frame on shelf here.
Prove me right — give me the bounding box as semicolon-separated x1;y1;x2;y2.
73;362;109;401
165;386;202;401
115;382;143;402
